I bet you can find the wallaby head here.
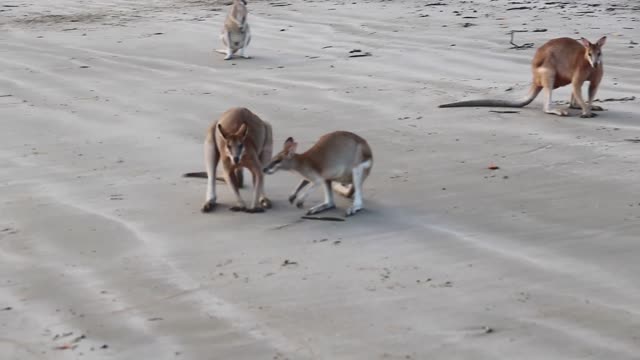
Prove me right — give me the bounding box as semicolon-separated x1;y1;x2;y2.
218;123;249;165
580;36;606;68
263;137;297;174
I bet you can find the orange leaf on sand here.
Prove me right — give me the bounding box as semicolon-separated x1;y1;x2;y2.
54;344;77;350
488;164;500;170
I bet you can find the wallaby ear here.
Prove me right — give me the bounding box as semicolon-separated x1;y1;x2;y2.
286;142;298;157
236;123;249;140
284;137;294;147
217;123;228;140
580;37;591;48
284;137;297;156
596;36;607;47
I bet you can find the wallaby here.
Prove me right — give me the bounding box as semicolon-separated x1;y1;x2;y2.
439;36;607;118
263;131;373;217
184;107;272;213
216;0;251;60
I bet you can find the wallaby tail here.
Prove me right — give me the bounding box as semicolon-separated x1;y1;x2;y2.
183;172;208;178
439;84;542;109
182;171;243;188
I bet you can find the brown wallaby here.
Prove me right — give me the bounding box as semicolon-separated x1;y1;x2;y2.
439;36;607;118
184;107;272;213
216;0;251;60
263;131;373;217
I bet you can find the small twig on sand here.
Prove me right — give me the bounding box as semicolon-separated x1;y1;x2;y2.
271;219;305;230
489;110;520;114
509;30;534;50
181;172;228;183
349;52;372;58
301;216;345;222
595;96;635;102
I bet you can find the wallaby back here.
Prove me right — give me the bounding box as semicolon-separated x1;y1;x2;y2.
305;131;371;175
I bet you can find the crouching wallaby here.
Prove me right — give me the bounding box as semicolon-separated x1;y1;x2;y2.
184;107;272;213
263;131;373;217
216;0;251;60
439;36;607;118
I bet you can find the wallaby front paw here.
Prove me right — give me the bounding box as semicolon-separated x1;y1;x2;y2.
288;195;296;204
260;197;272;209
295;200;304;209
229;206;247;212
580;112;597;118
224;55;233;60
201;200;216;213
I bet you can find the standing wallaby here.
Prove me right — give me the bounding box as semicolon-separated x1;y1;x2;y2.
439;36;607;118
184;107;272;213
216;0;251;60
263;131;373;217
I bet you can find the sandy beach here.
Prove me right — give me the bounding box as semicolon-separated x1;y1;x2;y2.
1;0;640;359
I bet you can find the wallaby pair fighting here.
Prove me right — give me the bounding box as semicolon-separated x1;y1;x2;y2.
184;108;373;217
440;36;607;118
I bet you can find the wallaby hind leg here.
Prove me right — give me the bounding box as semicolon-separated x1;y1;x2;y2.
588;77;604;112
539;68;568;116
245;169;265;213
306;180;336;215
346;161;369;217
239;28;251;59
202;138;220;213
223;31;233;60
257;122;273;209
